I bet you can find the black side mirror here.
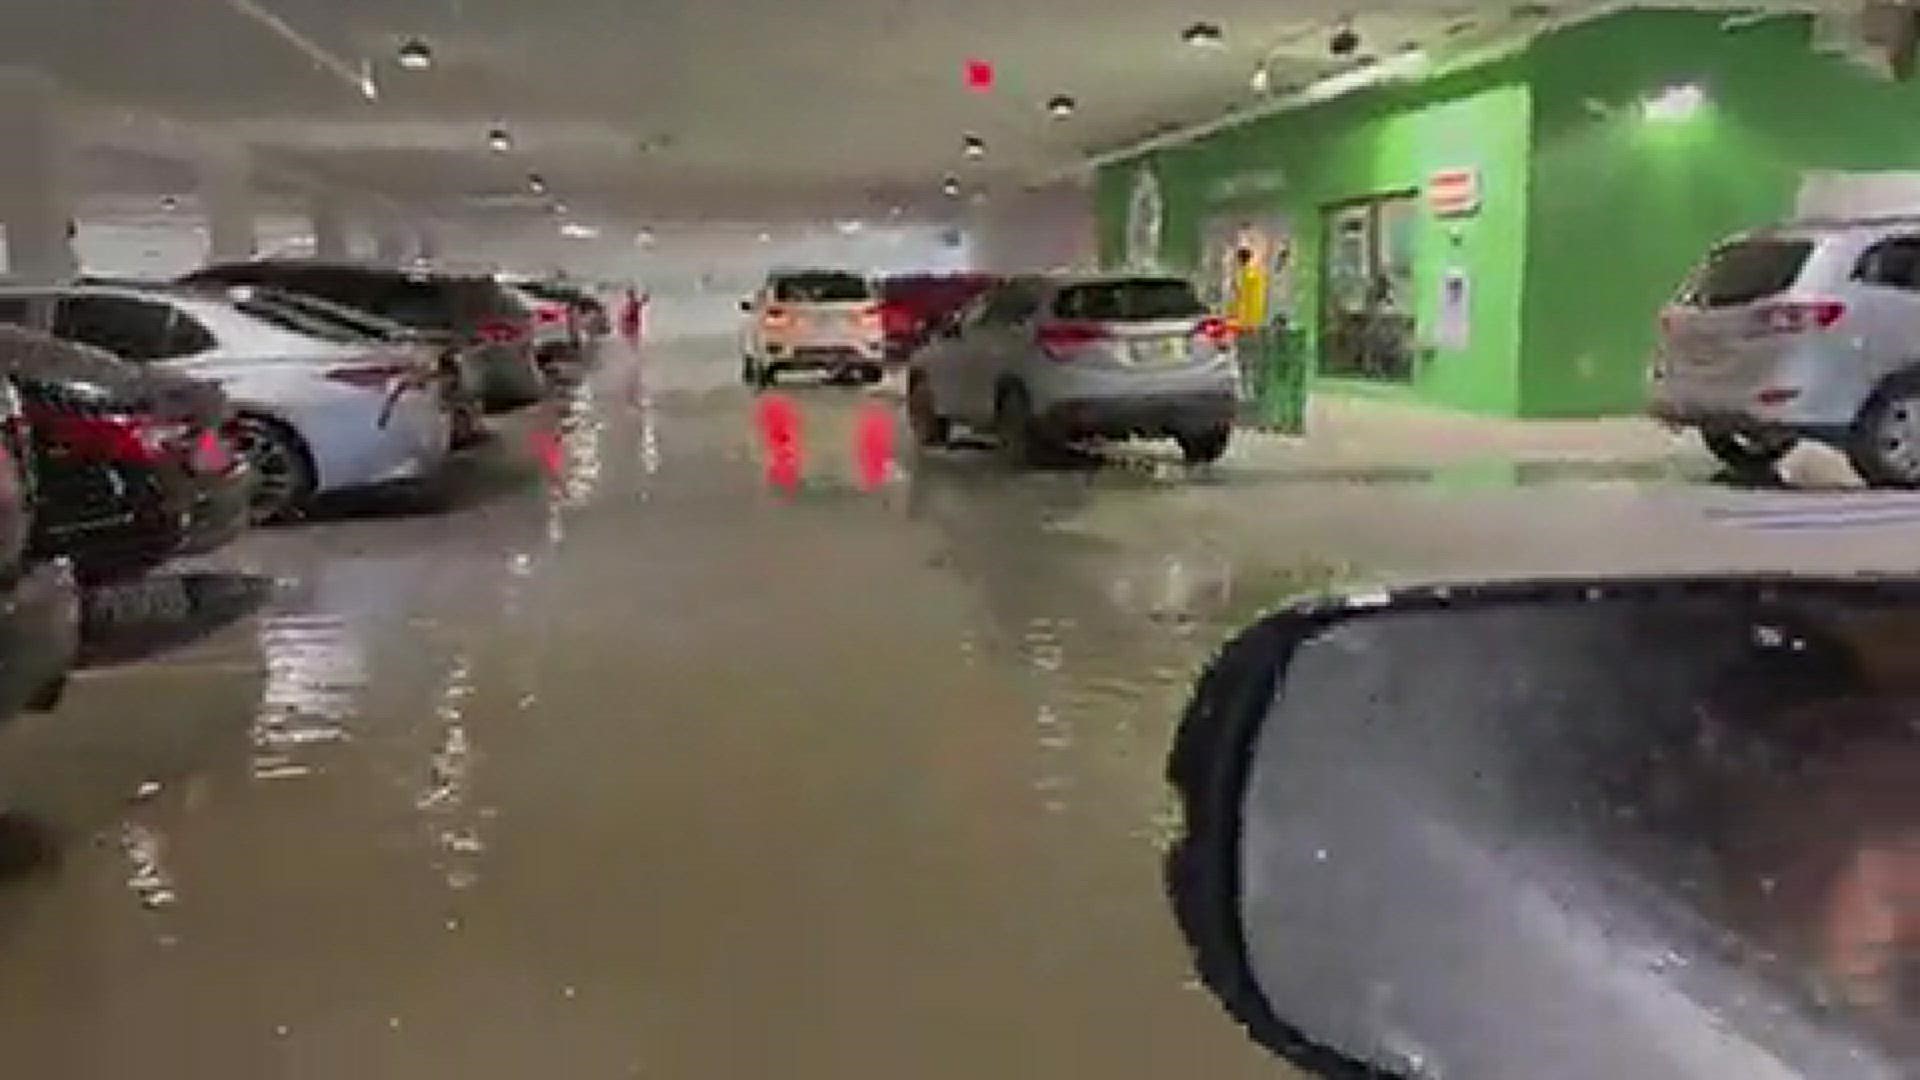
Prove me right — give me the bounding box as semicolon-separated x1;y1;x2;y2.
1169;577;1920;1079
739;299;754;313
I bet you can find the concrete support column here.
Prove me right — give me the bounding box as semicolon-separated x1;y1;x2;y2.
198;143;256;262
0;68;77;283
415;222;442;264
311;192;349;260
373;221;412;265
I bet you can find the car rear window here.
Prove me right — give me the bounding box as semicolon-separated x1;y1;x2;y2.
1682;240;1814;307
773;273;871;303
234;297;379;344
1052;279;1205;321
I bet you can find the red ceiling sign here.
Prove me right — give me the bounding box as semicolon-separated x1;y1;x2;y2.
964;58;995;92
1428;167;1481;217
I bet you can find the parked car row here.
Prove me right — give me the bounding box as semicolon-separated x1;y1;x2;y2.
0;260;605;731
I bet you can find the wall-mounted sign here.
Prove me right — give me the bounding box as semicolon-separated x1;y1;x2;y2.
1428;167;1481;218
1206;170;1288;204
1125;166;1165;269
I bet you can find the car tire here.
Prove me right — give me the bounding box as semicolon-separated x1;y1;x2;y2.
860;365;884;386
1702;430;1795;477
231;414;316;524
995;383;1049;469
740;355;759;386
907;374;949;448
1178;424;1233;466
24;673;65;712
756;363;778;390
1850;372;1920;487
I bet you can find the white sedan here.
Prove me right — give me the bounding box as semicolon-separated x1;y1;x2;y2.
0;284;453;522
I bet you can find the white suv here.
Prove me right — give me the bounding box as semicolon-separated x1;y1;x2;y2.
1652;217;1920;485
739;269;883;387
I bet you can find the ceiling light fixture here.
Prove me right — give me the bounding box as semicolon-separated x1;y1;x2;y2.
962;134;986;160
635;227;656;247
1250;64;1272;94
942;176;962;198
527;173;547;194
1330;19;1361;57
397;38;434;71
160;195;180;212
1183;21;1225;49
560;222;600;240
488;128;514;153
552;201;569;216
1047;94;1077;119
757;231;772;243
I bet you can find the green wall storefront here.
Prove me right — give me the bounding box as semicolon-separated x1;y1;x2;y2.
1098;9;1920;419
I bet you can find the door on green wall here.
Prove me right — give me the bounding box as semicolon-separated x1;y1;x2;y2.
1319;193;1418;381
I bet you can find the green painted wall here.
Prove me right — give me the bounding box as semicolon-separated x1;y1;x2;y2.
1523;12;1920;416
1101;60;1536;415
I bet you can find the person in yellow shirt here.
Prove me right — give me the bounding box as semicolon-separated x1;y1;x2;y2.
1228;246;1269;333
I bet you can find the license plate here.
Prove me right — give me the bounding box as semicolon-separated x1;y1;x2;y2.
1133;338;1189;366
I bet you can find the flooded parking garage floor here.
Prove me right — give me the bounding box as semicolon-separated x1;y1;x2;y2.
6;342;1920;1078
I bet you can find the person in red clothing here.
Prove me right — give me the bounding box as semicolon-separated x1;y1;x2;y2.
617;286;648;350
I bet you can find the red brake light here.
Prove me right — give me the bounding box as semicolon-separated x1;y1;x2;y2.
1195;316;1234;346
762;305;793;329
1754;299;1846;335
478;317;528;344
880;303;915;337
34;412;185;466
534;304;567;326
1037;321;1110;360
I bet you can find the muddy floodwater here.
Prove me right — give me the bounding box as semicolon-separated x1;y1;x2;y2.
10;342;1920;1078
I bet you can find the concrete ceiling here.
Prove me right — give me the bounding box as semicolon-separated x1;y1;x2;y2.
1;0;1839;229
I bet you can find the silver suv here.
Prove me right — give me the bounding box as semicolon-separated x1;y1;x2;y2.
1652;217;1920;485
906;275;1238;467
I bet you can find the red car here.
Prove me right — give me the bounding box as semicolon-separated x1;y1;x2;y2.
877;273;999;363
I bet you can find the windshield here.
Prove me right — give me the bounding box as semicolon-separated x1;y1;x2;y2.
772;272;872;302
1052;279;1206;321
14;7;1919;1080
1680;239;1815;307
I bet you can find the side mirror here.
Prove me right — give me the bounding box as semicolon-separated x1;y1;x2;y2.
739;299;754;313
1169;578;1920;1079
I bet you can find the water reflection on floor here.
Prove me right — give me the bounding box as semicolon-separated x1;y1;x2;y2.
0;350;1297;1078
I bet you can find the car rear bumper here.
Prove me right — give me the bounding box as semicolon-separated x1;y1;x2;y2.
473;345;546;411
38;463;250;583
765;344;884;369
1040;390;1237;438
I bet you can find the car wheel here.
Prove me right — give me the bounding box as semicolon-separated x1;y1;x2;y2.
995;383;1048;469
907;374;949;448
740;355;758;386
756;363;778;390
24;673;65;712
860;365;884;385
231;414;316;524
1178;424;1233;466
1851;373;1920;487
1702;430;1795;477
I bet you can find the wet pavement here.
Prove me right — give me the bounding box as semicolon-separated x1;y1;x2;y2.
5;341;1920;1077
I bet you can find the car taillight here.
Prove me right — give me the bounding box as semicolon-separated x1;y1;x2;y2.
1753;299;1846;335
39;413;187;466
534;304;567;326
478;317;528;344
1037;321;1110;360
880;303;915;337
858;305;883;333
762;305;793;329
189;428;233;474
326;361;427;390
1195;316;1234;346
